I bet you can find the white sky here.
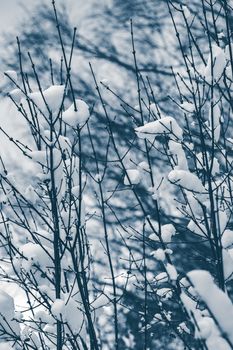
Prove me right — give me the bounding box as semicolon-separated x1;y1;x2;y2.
0;0;100;34
0;0;102;36
0;0;38;33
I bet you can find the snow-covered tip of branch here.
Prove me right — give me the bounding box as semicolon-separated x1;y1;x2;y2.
4;70;18;82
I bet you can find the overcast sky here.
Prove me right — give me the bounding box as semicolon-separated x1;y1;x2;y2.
0;0;98;35
0;0;38;33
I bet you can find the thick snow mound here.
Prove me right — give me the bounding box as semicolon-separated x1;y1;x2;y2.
28;85;65;114
168;169;206;194
0;289;20;338
16;242;53;272
63;99;90;126
135;116;183;141
188;270;233;345
202;45;226;84
222;230;233;248
124;169;141;185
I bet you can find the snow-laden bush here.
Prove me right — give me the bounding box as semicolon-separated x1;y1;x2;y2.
0;1;233;349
